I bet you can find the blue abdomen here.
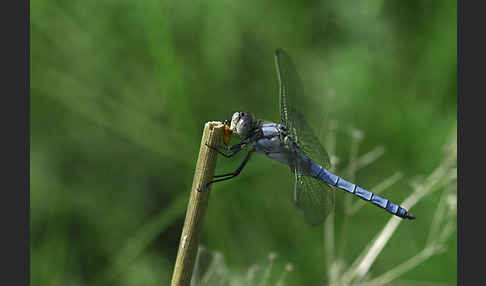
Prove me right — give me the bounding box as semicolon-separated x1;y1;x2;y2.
306;158;414;219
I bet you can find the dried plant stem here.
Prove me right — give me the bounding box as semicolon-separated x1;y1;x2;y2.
260;253;277;286
348;145;385;174
336;129;363;260
171;122;225;286
340;149;457;285
360;246;437;286
324;211;336;281
200;252;224;285
323;120;338;283
425;186;450;246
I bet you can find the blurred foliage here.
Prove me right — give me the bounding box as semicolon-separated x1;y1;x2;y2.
31;0;456;285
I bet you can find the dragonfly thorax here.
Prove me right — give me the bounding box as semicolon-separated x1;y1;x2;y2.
230;112;255;138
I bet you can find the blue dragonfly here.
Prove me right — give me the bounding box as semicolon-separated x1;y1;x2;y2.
207;49;415;225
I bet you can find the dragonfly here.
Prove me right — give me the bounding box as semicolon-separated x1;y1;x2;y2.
206;49;415;225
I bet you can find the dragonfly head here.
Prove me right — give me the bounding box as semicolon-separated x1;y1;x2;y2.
229;112;254;140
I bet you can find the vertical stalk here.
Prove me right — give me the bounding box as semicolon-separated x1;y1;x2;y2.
170;121;225;286
323;120;338;285
336;129;362;260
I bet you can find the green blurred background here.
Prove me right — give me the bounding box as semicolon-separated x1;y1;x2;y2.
31;0;457;285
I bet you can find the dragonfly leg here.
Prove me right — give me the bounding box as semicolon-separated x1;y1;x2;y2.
206;150;254;187
205;142;245;158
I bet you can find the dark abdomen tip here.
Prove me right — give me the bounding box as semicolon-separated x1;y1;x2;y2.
405;212;416;220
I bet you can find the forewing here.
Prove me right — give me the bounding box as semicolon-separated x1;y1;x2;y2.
289;107;331;169
274;49;330;168
275;49;300;132
275;49;334;224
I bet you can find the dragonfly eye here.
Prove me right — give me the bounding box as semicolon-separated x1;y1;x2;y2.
230;112;254;138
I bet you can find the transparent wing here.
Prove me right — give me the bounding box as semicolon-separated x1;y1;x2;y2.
274;49;330;169
294;156;335;225
288;107;331;169
275;49;334;224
